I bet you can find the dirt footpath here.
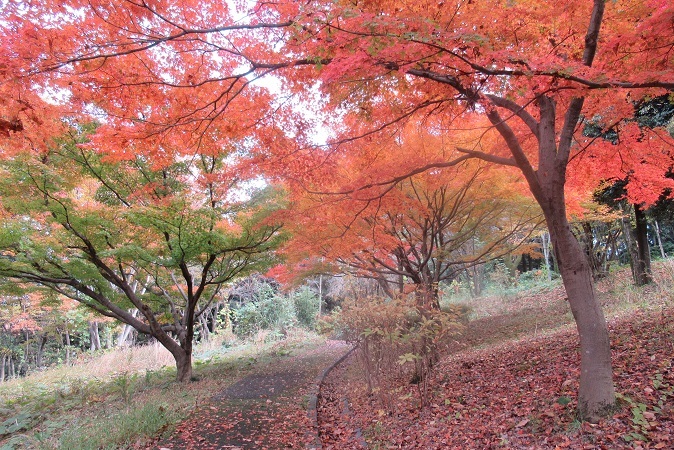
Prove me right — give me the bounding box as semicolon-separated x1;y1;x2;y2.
149;340;350;450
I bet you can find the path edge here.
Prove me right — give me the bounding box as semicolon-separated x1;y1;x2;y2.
305;344;357;449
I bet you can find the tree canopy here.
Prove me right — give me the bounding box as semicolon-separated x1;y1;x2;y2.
0;128;283;381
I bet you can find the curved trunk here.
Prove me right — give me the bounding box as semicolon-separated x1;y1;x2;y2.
545;208;615;421
150;328;194;383
161;338;193;382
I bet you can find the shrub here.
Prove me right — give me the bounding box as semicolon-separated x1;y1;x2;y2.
292;286;320;329
232;285;296;339
337;297;463;410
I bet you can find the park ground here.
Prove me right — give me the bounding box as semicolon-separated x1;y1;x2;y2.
0;261;673;449
318;263;674;449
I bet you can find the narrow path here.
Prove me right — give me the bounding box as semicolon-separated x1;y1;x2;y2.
149;340;350;450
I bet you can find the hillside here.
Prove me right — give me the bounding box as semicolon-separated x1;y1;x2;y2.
318;263;674;449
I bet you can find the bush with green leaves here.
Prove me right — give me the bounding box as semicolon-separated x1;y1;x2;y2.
292;287;320;329
232;285;296;338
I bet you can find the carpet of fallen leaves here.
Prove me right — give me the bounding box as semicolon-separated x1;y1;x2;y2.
318;280;674;449
146;340;349;450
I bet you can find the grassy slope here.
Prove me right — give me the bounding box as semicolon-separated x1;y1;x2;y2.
318;260;674;449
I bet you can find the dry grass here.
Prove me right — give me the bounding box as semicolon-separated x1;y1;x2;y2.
0;341;174;404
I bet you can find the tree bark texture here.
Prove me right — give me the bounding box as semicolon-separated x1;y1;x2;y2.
174;350;193;382
546;210;615;421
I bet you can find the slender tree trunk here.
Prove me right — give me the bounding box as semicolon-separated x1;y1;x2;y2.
64;327;71;365
118;309;139;347
89;321;101;351
542;232;552;282
620;203;651;285
199;314;210;342
654;220;667;258
318;274;323;316
0;355;5;382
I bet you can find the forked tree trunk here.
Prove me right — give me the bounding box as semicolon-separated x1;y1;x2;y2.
154;332;194;382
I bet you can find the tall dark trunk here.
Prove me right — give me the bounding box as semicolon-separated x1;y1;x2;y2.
544;206;615;422
633;206;652;285
64;327;71;365
492;88;616;421
36;334;47;367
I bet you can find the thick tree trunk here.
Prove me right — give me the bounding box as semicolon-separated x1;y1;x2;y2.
151;331;194;382
174;349;193;382
546;212;615;422
415;281;440;310
504;253;522;283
